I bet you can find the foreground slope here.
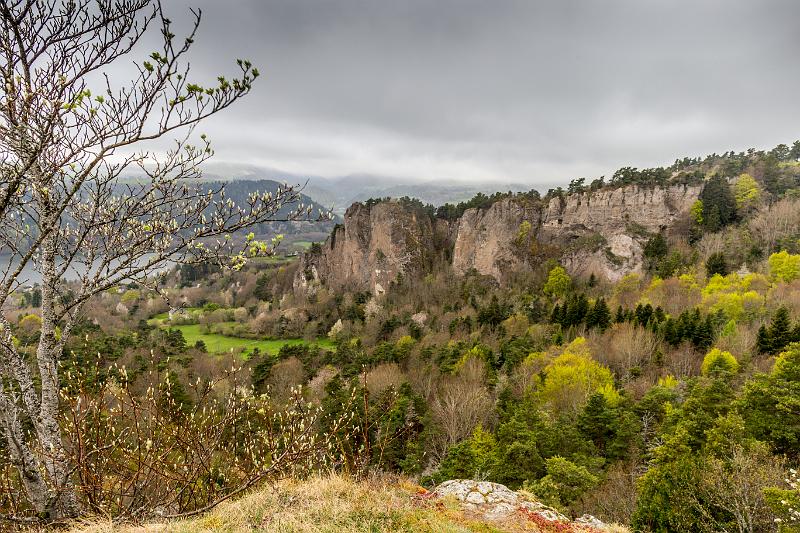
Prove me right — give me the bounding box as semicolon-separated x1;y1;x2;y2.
69;476;627;533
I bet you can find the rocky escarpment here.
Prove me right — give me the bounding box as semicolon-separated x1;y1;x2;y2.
451;198;542;280
540;183;702;281
296;183;702;293
295;200;449;295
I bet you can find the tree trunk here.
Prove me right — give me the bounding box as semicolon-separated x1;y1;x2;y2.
0;384;50;514
32;232;79;519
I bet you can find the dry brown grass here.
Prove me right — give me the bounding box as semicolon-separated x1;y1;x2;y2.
63;475;631;533
64;475;473;533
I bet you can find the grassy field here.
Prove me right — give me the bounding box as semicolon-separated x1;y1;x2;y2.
148;311;333;357
168;324;333;357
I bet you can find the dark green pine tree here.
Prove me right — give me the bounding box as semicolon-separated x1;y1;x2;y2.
586;298;612;331
635;303;654;326
570;294;590;326
705;252;729;278
550;303;562;325
615;305;625;323
792;323;800;344
756;324;772;355
790;140;800;161
663;318;679;346
692;315;714;350
578;393;615;456
767;306;792;354
700;174;737;231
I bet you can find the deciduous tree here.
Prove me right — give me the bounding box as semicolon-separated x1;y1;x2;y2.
0;1;323;519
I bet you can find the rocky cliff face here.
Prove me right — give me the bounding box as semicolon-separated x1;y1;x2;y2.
295;200;446;295
541;183;701;235
296;183;702;292
540;183;702;281
451;198;542;280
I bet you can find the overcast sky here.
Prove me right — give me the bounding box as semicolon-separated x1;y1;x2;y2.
145;0;800;185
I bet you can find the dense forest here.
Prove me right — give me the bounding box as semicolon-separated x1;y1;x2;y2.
6;141;800;531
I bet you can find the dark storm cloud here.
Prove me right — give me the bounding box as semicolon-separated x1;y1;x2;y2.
135;0;800;184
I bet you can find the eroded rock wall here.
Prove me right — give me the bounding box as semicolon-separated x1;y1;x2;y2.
541;184;702;281
296;183;702;291
451;198;542;280
295;200;443;295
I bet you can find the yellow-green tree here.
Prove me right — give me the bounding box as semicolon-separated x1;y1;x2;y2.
17;314;43;340
691;200;704;225
733;173;761;212
768;250;800;283
539;338;615;416
701;348;739;376
543;265;571;298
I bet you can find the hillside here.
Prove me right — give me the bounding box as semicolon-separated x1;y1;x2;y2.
6;141;800;532
69;475;627;533
297;141;800;292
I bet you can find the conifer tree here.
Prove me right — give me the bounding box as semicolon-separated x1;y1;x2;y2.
756;324;772;355
767;307;792;354
700;175;737;232
705;252;729;278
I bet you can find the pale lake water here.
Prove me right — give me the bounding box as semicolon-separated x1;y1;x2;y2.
0;254;174;286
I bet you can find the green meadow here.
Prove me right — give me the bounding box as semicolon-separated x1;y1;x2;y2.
149;311;334;357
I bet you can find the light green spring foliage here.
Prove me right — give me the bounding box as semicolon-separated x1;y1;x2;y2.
690;199;704;225
543;265;571;298
657;375;679;389
733;173;762;211
769;250;800;283
702;273;769;322
773;341;800;379
701;348;739;376
18;313;42;330
539;338;616;416
455;344;492;371
613;272;642;307
720;319;738;337
642;275;703;311
597;382;622;407
516;220;532;244
120;289;140;303
702;272;770;297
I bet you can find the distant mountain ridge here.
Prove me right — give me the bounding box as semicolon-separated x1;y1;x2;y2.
197;162;537;214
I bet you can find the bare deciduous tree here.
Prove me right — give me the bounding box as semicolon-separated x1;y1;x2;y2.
428;356;493;461
0;1;324;519
701;443;785;533
749;197;800;253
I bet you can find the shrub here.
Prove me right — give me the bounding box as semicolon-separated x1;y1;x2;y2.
525;456;598;509
20;356;356;521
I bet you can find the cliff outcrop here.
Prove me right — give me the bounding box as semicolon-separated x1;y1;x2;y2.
296;183;702;292
295;200;447;295
541;183;702;281
451;198;542;280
